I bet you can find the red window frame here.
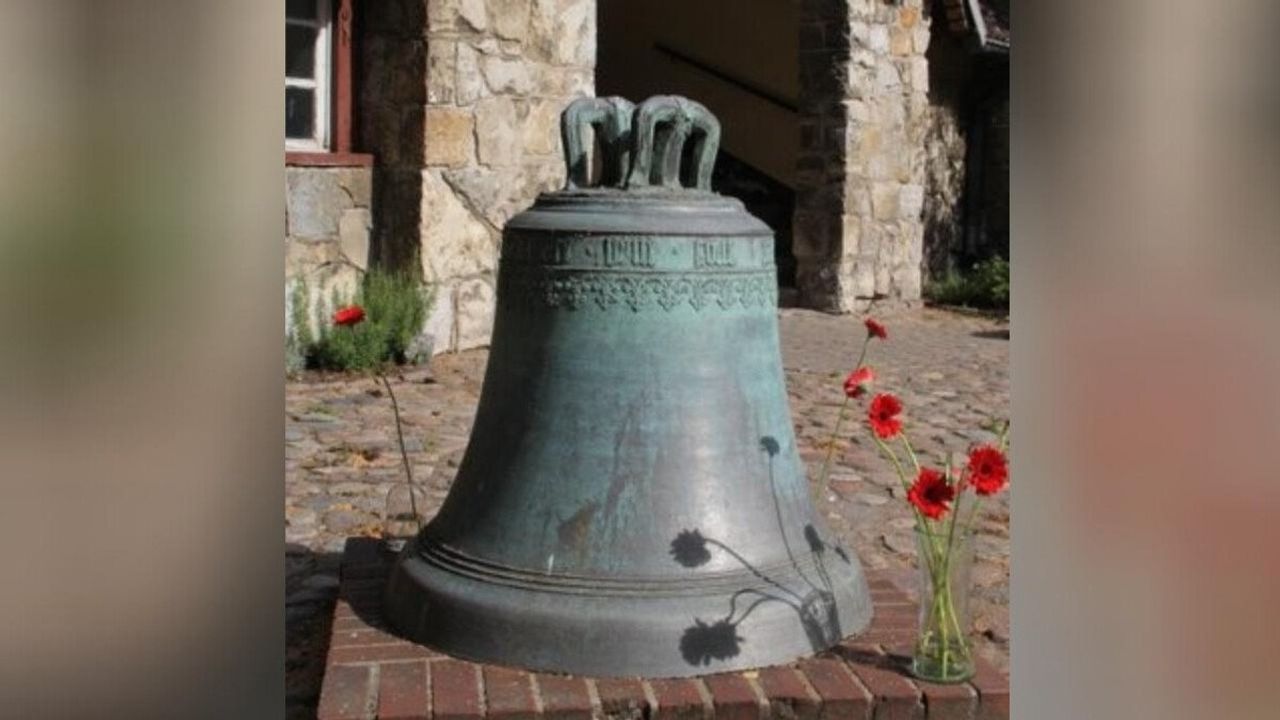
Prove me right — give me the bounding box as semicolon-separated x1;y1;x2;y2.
286;0;372;167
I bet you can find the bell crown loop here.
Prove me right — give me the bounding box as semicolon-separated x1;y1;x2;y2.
560;95;722;192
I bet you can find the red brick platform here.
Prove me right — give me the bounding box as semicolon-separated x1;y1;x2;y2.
318;538;1009;720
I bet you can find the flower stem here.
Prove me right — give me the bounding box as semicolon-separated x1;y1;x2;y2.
901;434;923;475
874;434;948;583
816;335;873;490
379;373;421;534
853;335;871;373
815;396;850;492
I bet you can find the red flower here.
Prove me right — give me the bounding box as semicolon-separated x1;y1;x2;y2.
843;366;875;398
965;445;1009;496
907;467;955;520
333;305;366;326
864;318;888;340
867;393;903;439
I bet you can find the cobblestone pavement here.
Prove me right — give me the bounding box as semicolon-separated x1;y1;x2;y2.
285;307;1009;719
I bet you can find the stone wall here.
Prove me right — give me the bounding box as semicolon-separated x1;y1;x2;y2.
361;0;595;354
795;0;933;312
284;166;372;343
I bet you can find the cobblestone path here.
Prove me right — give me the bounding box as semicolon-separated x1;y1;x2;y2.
286;307;1009;719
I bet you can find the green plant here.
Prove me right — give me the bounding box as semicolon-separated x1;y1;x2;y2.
285;278;313;375
363;268;430;362
925;257;1009;310
291;268;434;372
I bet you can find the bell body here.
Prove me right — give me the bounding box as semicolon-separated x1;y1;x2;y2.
386;190;871;677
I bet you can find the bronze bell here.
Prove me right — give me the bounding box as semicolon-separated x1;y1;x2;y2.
386;95;872;677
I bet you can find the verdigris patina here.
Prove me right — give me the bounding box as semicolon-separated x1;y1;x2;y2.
385;95;872;678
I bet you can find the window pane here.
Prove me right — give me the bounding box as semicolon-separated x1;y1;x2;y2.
286;87;315;139
286;25;317;79
286;0;318;21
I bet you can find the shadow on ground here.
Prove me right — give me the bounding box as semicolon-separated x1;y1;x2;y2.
286;543;344;720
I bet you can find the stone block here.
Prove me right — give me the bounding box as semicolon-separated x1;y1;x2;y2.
287;168;357;240
851;255;877;298
840;214;862;257
428;0;462;32
848;21;870;47
455;276;497;350
474;96;526;166
456;43;486;104
872;182;900;220
528;0;560;61
566;68;594;96
868;26;889;53
846;180;872;217
523;99;563;157
854;124;881;163
427;39;458;105
845;99;871;127
531;64;567;95
422;281;456;354
910;56;930;91
882;95;908;128
443;162;561;231
846;66;874;98
876;60;901;89
890;27;912;56
899;6;920;28
899;183;924;219
893;261;922;300
338;208;371;270
424;107;475;168
481;54;534;95
488;0;531;41
529;0;594;65
419;170;499;283
913;25;931;54
875;260;892;296
458;0;487;32
571;1;598;66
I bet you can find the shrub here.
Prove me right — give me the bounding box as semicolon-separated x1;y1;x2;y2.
288;269;433;373
925;256;1009;310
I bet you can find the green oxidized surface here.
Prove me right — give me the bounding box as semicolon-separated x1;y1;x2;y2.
386;95;871;678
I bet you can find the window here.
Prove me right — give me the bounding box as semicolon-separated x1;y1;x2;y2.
286;0;332;151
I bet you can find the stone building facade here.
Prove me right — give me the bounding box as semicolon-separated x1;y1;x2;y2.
285;166;372;341
794;0;934;312
793;0;1007;311
284;0;1006;355
285;0;594;354
359;0;594;352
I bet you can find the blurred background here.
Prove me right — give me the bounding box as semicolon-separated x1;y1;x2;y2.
0;1;1278;718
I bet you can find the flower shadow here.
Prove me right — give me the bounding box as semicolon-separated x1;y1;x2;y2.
679;618;744;666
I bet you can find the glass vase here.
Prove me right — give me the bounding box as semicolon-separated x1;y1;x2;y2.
912;526;975;683
383;483;428;553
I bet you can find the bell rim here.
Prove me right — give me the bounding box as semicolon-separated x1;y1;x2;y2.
386;534;875;678
415;533;860;598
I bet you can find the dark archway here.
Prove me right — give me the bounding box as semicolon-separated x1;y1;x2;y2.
597;0;801;297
